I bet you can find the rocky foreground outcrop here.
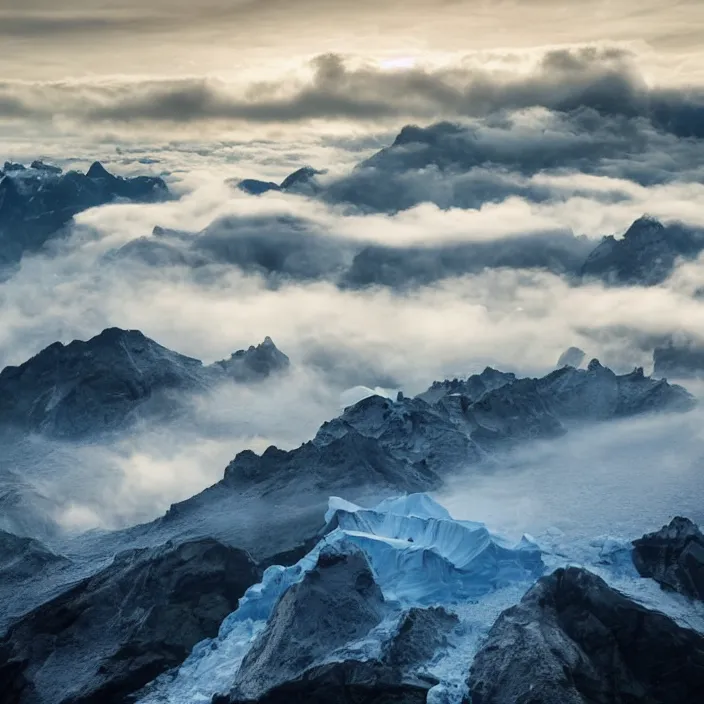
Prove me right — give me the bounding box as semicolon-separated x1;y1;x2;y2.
215;547;457;704
0;539;261;704
469;566;704;704
0;329;289;439
633;516;704;601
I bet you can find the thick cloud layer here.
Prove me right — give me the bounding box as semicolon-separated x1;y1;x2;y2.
2;48;704;135
3;28;704;537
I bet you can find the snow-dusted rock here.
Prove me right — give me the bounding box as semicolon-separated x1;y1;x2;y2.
632;517;704;601
0;161;168;269
0;539;261;704
469;566;704;704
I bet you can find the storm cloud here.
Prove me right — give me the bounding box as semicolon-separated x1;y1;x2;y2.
2;48;704;137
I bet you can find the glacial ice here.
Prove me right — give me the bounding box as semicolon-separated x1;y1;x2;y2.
138;492;704;704
138;493;543;703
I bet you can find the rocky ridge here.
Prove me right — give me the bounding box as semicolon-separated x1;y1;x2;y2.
632;516;704;601
0;160;168;269
0;539;261;704
469;566;704;704
0;329;290;439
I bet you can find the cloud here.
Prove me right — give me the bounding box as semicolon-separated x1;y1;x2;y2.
436;404;704;541
3;96;704;537
107;207;594;288
1;47;704;136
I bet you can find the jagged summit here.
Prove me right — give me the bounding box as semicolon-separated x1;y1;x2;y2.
86;160;112;179
417;367;516;405
0;160;168;269
236;165;325;196
216;335;290;381
0;329;290;438
581;215;704;285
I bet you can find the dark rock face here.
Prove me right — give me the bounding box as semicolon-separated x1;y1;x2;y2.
231;548;387;701
0;328;290;439
219;548;456;704
581;216;704;286
224;661;432;704
632;517;704;601
0;538;261;704
0;161;168;269
469;566;704;704
236;166;324;197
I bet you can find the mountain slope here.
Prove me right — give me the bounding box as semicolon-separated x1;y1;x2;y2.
0;161;168;269
0;539;261;704
96;360;694;564
0;329;290;439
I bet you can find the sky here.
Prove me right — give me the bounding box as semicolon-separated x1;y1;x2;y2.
2;0;704;145
3;0;704;532
3;1;704;79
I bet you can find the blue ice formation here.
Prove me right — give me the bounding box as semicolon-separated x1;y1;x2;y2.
138;493;544;703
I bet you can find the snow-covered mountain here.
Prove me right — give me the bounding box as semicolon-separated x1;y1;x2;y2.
0;160;168;270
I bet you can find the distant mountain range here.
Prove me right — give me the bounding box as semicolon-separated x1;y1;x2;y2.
235;119;704;289
0;160;168;270
3;151;702;291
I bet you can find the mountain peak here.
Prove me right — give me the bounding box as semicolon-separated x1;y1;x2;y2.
86;161;113;179
623;215;666;241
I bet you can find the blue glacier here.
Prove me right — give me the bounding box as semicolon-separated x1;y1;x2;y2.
138;493;544;704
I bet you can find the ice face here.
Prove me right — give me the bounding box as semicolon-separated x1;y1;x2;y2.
138;493;544;704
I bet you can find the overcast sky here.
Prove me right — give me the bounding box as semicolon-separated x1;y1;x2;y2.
3;0;703;81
